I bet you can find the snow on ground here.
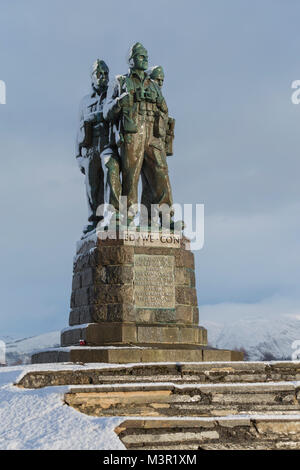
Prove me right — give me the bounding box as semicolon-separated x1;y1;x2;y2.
1;362;300;449
0;366;125;450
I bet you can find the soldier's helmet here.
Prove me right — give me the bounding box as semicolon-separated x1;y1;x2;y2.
91;59;109;91
128;42;148;66
149;66;164;81
90;59;109;78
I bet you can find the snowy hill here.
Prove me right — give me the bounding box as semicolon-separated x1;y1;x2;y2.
203;315;300;361
1;332;60;365
1;314;300;365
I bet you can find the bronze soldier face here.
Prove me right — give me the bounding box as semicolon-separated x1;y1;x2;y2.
133;53;148;71
155;77;164;88
129;43;149;71
150;66;165;89
91;60;109;93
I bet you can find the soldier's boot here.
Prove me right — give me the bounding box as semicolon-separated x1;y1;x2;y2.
83;215;103;234
159;211;185;232
83;221;98;234
159;212;173;231
170;219;186;232
126;216;136;228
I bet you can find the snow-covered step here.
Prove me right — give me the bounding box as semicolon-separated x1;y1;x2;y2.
64;381;300;418
16;360;300;389
115;416;300;450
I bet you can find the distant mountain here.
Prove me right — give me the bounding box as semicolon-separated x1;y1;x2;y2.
2;332;60;365
1;315;300;365
202;315;300;361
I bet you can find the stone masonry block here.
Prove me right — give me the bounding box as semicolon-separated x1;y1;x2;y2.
174;250;195;269
107;304;135;322
175;287;198;306
72;273;81;290
175;305;194;324
91;284;133;305
98;246;134;266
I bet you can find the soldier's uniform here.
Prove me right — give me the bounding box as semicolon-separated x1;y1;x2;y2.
76;90;108;226
101;141;122;215
104;70;173;221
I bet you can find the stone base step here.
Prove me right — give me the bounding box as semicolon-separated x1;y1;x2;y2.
31;345;243;366
18;361;300;389
61;323;207;348
115;416;300;450
64;381;300;418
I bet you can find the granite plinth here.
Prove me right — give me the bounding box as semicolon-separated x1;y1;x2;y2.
32;231;243;364
31;345;243;364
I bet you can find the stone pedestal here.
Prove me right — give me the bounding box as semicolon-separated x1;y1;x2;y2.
32;230;243;364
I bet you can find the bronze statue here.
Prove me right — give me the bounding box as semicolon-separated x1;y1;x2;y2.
104;43;174;227
76;59;109;234
140;66;176;226
148;66;175;157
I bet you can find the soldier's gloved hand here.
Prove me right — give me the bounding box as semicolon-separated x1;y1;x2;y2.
118;92;132;108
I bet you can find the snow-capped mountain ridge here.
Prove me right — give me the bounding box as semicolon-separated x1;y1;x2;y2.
203;315;300;361
3;331;60;365
1;314;300;364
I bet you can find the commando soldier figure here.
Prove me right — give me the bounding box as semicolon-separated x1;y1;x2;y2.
103;43;174;227
141;65;175;226
76;59;109;234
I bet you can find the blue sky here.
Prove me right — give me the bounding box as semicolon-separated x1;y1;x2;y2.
1;0;300;336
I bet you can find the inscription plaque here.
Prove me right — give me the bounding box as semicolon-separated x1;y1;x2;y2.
98;230;183;248
134;254;175;308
